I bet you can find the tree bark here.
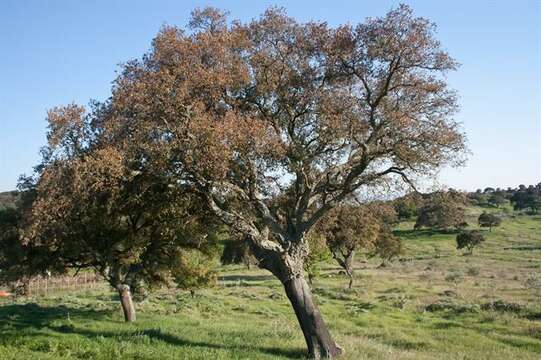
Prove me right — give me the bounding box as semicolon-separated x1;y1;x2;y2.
282;276;343;359
345;251;355;290
117;284;136;322
247;234;342;358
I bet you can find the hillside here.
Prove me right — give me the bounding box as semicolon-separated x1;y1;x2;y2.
0;206;540;359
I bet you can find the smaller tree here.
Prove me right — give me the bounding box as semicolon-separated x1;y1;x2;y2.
317;203;399;288
478;212;502;232
456;230;485;255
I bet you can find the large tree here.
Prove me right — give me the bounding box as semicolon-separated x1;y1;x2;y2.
51;5;465;357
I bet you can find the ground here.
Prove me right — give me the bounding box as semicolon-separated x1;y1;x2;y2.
0;208;540;359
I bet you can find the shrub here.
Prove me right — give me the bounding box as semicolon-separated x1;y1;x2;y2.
466;266;480;276
456;230;485;254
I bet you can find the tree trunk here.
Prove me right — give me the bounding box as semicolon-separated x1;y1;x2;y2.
345;251;355;290
117;284;136;322
247;234;342;358
282;276;343;359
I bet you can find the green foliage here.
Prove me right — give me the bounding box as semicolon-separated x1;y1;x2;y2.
393;193;423;220
303;231;331;284
173;250;217;294
511;189;541;213
415;190;468;230
370;231;403;264
456;230;485;254
478;212;502;231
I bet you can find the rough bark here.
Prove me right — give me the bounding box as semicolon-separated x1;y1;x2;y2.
117;284;136;322
345;251;355;290
248;238;342;359
283;276;343;359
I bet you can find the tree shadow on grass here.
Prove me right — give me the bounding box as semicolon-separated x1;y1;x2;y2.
218;274;275;282
50;325;307;359
0;303;306;359
0;302;109;331
393;228;460;240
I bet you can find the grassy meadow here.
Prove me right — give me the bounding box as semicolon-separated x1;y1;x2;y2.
1;207;540;359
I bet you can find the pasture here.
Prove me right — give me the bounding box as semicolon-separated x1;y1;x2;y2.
1;209;540;359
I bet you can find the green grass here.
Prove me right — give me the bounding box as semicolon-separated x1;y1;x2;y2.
1;208;540;359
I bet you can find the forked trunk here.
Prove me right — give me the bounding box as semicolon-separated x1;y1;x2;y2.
117;284;136;322
282;276;343;359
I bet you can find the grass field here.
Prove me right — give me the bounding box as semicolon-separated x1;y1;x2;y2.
1;208;540;359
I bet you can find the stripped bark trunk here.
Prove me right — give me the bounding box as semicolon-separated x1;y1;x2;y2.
283;275;343;359
117;284;136;322
249;239;343;359
345;251;355;290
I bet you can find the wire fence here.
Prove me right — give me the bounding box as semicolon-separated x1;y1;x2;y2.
1;273;108;297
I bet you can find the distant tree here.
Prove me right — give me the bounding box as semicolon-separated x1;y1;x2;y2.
478;212;502;231
456;230;485;255
393;193;422;220
0;191;19;210
468;192;489;207
511;190;541;213
488;193;507;208
484;187;495;193
415;191;468;230
174;249;217;297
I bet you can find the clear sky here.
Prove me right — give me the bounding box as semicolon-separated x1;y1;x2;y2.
0;0;540;192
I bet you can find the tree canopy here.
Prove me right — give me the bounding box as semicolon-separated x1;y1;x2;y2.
456;230;485;255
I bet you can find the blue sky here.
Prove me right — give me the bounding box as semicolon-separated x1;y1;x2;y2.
0;0;540;192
